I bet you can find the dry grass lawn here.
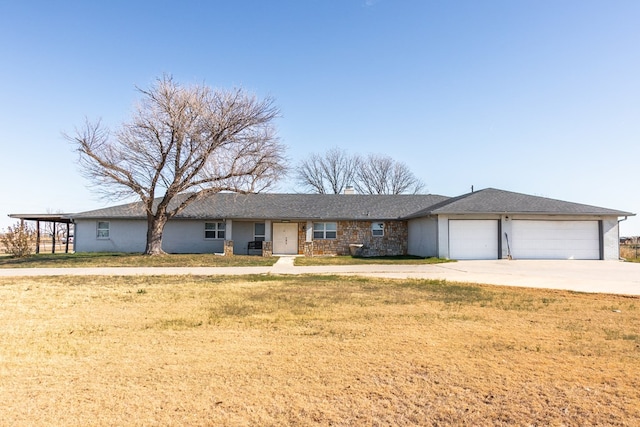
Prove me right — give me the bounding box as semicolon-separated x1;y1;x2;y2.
1;274;638;426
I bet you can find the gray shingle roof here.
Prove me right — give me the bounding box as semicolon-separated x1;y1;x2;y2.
70;188;634;221
71;193;451;221
407;188;633;217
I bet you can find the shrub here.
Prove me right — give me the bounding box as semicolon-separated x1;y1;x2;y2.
1;222;36;257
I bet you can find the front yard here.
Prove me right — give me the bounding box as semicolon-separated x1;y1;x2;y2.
1;274;638;425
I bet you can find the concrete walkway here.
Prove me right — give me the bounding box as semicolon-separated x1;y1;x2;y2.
0;257;638;296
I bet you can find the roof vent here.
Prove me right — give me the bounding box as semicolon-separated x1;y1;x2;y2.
344;186;355;195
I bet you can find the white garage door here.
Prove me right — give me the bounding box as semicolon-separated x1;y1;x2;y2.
449;220;499;260
511;220;600;260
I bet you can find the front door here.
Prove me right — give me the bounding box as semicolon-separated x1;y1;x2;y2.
272;223;298;255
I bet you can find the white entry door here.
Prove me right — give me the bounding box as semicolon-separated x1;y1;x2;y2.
273;223;298;255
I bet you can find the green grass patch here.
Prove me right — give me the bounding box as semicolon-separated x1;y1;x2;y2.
0;252;278;268
294;255;453;266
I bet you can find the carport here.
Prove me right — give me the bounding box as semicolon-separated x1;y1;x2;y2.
8;214;74;254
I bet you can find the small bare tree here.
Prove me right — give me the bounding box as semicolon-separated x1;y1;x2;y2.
354;153;425;195
1;221;36;257
67;75;287;255
295;147;359;194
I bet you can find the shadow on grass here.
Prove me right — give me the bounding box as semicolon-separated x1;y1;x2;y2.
0;252;130;266
0;252;277;268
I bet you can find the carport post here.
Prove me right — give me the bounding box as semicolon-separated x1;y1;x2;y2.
35;220;40;254
51;222;56;254
65;223;70;253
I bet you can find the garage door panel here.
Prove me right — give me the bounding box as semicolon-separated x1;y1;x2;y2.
511;220;599;260
449;220;498;260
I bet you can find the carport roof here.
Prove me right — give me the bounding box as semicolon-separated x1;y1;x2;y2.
406;188;634;217
8;213;74;224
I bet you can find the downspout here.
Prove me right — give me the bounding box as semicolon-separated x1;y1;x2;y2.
618;216;628;261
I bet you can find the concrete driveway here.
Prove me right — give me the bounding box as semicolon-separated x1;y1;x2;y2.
268;258;640;296
0;259;638;296
345;260;640;296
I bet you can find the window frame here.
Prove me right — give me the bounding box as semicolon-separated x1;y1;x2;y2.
254;222;266;242
204;222;226;240
96;221;110;239
313;222;337;239
372;222;385;237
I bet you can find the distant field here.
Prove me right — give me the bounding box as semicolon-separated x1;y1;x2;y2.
621;243;640;262
0;237;70;255
1;274;638;425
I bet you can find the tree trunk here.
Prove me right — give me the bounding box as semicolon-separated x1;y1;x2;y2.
145;214;168;255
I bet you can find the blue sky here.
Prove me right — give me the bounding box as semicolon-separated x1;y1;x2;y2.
1;0;639;235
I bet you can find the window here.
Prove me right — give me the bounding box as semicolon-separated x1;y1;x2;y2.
372;222;385;237
254;223;266;242
97;221;110;239
313;222;337;239
205;222;225;239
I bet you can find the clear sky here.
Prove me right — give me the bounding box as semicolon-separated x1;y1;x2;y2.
1;0;639;236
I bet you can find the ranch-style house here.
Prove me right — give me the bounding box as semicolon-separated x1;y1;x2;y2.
57;188;633;260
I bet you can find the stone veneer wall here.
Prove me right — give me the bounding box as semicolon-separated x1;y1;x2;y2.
262;241;273;257
308;220;408;257
297;223;306;255
224;240;234;256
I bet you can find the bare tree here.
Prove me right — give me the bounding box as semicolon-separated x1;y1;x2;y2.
354;153;425;195
296;149;425;195
67;75;287;255
295;147;359;194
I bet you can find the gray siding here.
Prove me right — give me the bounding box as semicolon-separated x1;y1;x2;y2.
602;217;621;260
75;219;146;253
407;217;438;257
75;219;226;253
231;221;258;255
162;220;224;253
